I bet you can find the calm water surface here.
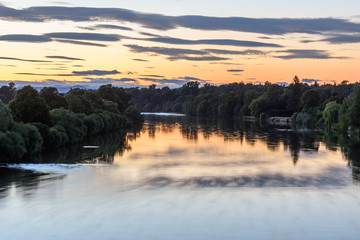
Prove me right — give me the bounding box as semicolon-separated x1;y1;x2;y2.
1;114;360;239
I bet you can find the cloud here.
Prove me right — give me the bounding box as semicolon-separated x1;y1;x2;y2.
321;34;360;44
275;49;347;59
72;70;120;76
1;5;360;36
15;69;121;77
125;44;207;56
114;78;137;82
132;58;149;62
142;37;282;47
55;39;107;47
140;75;165;78
227;69;244;72
45;32;120;41
46;55;85;61
93;24;133;31
0;34;51;42
167;56;230;61
0;56;51;63
84;77;137;84
205;49;267;55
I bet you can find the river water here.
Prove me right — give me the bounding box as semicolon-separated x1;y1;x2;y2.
1;114;360;239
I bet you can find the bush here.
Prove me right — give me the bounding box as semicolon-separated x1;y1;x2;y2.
0;100;14;132
11;122;43;155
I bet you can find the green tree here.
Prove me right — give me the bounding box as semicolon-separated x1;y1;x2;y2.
40;87;67;110
0;100;14;132
300;89;321;112
8;85;50;124
0;82;16;104
322;101;341;131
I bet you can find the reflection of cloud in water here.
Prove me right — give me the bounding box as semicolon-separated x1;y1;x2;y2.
145;167;350;188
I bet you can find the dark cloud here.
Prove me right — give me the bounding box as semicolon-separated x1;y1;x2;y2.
140;75;165;78
72;70;120;76
125;44;207;56
209;62;243;65
84;77;137;84
15;69;121;77
0;34;51;42
275;49;346;59
139;32;161;37
132;58;149;62
45;32;120;41
93;24;133;31
0;56;51;63
205;49;267;55
1;5;360;36
321;34;360;44
143;37;282;47
46;55;85;61
168;56;230;61
227;69;244;72
55;39;107;47
114;78;137;82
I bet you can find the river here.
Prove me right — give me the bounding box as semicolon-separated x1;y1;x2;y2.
1;114;360;239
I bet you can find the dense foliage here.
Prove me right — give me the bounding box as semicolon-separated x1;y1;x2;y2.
126;76;360;139
0;84;143;162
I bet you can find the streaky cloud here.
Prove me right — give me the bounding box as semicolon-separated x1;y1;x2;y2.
46;55;85;61
125;44;208;56
321;34;360;44
132;58;149;62
0;56;51;63
140;75;165;78
227;69;244;72
72;70;120;76
94;24;133;31
275;49;347;59
15;69;121;77
1;5;360;35
205;49;267;55
168;55;230;61
0;34;51;42
45;32;120;41
143;37;282;47
55;39;107;47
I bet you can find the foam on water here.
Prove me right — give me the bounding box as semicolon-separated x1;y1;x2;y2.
141;112;186;116
5;163;86;174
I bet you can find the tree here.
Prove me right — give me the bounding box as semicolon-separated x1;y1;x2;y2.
0;82;16;104
322;101;341;131
8;85;50;124
0;100;14;132
40;87;67;110
300;89;321;112
97;84;131;113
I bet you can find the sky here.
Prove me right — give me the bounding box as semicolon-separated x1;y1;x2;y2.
0;0;360;88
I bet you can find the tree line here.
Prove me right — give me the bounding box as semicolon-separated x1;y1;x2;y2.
0;83;143;162
125;77;360;141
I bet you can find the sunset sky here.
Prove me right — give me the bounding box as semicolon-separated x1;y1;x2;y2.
0;0;360;89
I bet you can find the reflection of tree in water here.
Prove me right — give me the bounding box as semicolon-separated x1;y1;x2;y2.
0;167;65;199
338;136;360;184
23;128;139;164
140;115;360;184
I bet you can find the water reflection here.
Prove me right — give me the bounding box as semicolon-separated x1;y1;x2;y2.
123;115;360;186
0;166;65;199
